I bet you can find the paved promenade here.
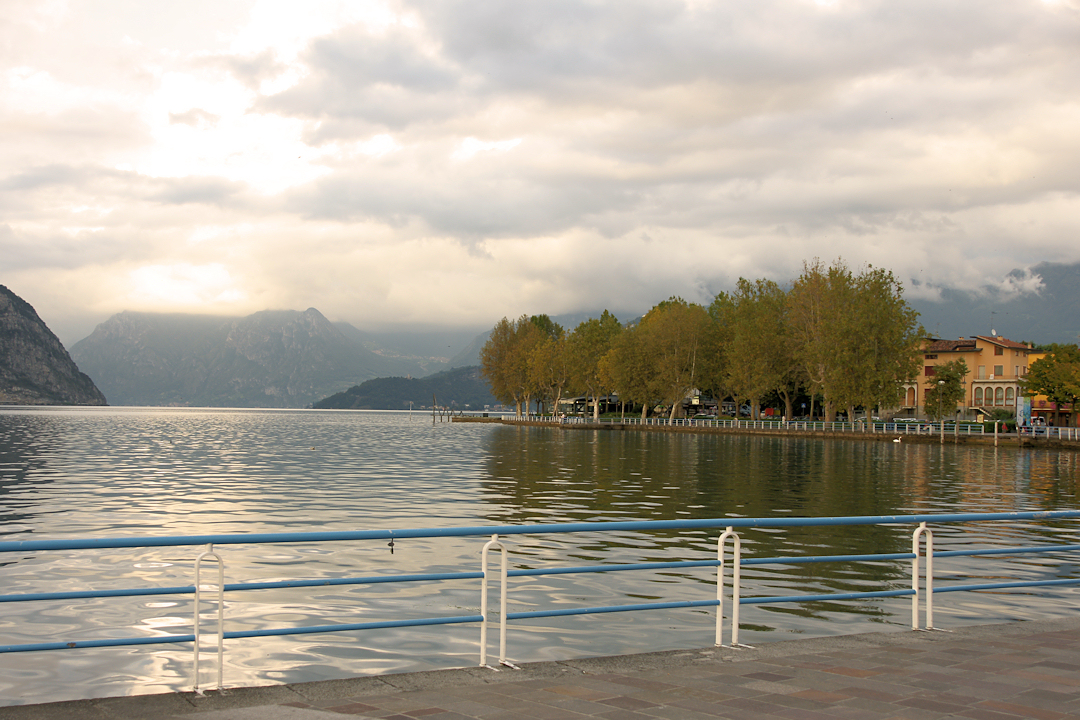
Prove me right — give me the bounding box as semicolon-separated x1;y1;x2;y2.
3;617;1080;719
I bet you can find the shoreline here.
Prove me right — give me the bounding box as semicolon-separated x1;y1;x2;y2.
453;415;1080;449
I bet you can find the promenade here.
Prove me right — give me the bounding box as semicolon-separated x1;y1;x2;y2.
454;415;1080;450
4;617;1080;719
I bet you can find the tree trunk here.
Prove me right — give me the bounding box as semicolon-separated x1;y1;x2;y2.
780;390;794;421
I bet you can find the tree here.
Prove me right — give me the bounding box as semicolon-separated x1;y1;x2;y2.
924;359;969;422
479;317;521;414
479;315;545;418
602;319;658;420
709;278;795;420
1022;344;1080;427
634;298;712;421
567;311;622;421
527;316;568;418
787;259;921;421
844;266;923;422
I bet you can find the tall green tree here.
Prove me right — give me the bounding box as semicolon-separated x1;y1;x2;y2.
602;319;658;420
787;259;921;421
567;311;622;421
924;359;969;422
635;298;712;421
479;317;521;415
1022;344;1080;427
526;315;567;418
845;266;923;422
710;278;796;420
479;315;545;418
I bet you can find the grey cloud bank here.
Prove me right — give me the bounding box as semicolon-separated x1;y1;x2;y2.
1;0;1079;346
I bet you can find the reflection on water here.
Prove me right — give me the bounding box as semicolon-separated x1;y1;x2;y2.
0;408;1078;706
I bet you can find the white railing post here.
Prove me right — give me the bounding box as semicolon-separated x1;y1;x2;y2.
480;534;516;669
911;523;934;630
193;543;225;694
717;527;749;647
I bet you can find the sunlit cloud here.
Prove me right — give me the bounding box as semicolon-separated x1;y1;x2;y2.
129;263;247;307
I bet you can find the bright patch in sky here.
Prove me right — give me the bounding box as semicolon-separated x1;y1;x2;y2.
452;138;523;161
129;264;247;307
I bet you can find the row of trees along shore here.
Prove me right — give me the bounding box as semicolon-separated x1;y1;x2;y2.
481;259;925;423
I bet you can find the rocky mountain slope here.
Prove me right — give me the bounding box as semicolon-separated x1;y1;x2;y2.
69;308;415;407
0;285;107;405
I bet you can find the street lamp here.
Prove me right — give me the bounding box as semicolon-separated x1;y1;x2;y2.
938;380;945;444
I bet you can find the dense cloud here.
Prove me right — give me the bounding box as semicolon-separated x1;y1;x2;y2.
2;0;1079;346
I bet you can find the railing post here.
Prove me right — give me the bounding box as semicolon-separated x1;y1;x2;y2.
193;543;225;694
480;534;516;669
716;527;749;647
911;523;934;630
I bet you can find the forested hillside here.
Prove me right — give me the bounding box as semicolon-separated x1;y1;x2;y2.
313;366;497;410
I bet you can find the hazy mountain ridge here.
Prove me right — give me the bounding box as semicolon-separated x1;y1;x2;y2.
909;261;1080;343
69;308;434;407
0;285;106;405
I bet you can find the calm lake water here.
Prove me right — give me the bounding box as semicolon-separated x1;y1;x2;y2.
1;407;1079;706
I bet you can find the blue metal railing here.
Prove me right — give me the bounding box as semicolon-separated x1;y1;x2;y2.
2;510;1079;690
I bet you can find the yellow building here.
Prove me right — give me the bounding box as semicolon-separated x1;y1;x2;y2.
899;336;1033;419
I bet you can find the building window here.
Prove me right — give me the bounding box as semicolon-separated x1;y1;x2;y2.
1006;387;1015;405
975;387;984;405
907;387;916;406
994;365;1004;376
925;366;937;376
996;387;1005;405
925;354;938;360
995;346;1004;356
978;365;986;379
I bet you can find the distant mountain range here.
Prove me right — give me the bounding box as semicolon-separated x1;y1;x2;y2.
69;308;470;408
908;260;1080;344
0;285;106;405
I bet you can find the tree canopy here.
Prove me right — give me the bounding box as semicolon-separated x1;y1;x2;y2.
478;258;925;421
1022;344;1080;425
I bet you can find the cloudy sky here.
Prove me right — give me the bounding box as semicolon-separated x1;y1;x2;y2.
3;0;1079;346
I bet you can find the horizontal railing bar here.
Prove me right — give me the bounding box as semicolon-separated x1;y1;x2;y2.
935;544;1080;558
1;634;197;654
933;578;1080;594
506;599;720;620
4;511;1079;553
508;560;720;576
744;553;917;565
223;614;484;639
0;571;484;604
740;588;916;604
0;615;485;654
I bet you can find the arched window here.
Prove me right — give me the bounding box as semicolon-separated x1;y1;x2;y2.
975;387;983;406
1006;387;1014;405
996;387;1005;405
907;387;916;406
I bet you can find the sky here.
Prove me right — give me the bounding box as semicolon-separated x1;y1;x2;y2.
3;0;1079;347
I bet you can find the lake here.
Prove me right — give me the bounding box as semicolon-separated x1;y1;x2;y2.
1;407;1078;706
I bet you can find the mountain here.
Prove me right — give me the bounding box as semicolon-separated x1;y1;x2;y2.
332;322;451;376
0;285;106;405
909;261;1080;344
69;308;411;408
312;365;497;410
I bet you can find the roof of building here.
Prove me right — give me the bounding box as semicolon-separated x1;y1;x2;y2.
973;335;1032;350
924;338;978;353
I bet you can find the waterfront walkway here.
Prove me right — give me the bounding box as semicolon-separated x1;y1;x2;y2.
4;617;1080;719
